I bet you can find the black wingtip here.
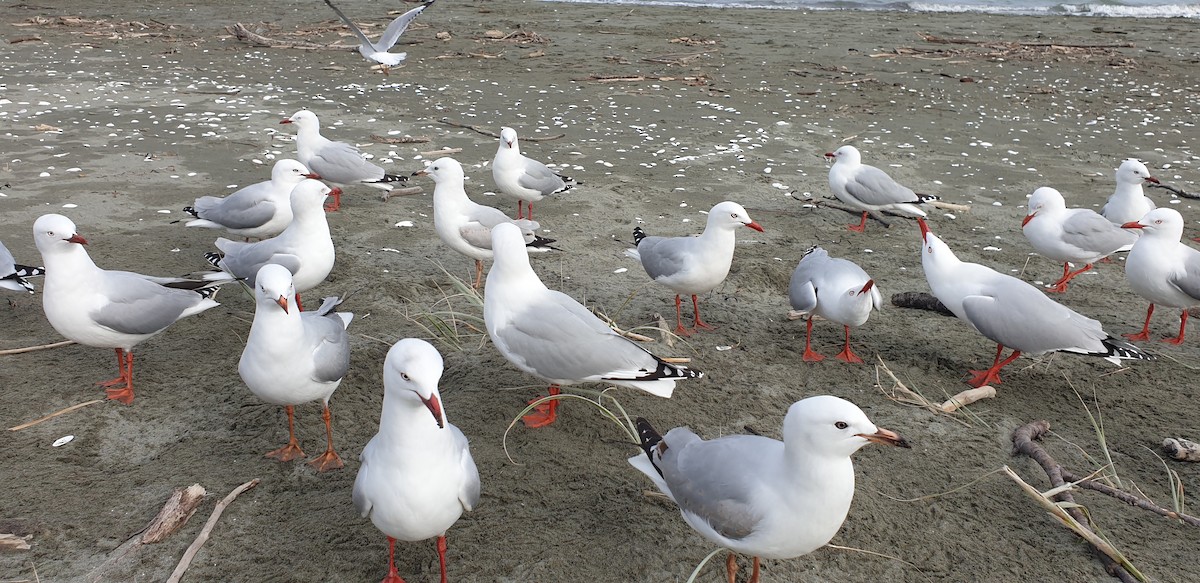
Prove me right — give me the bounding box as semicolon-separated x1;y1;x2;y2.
14;265;43;278
380;173;408;184
915;193;941;203
182;206;199;218
634;417;666;477
632;226;647;246
527;235;559;250
203;252;223;269
1101;336;1155;361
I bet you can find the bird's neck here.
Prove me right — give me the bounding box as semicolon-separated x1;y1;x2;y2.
378;393;447;441
43;245;97;283
1113;182;1144;198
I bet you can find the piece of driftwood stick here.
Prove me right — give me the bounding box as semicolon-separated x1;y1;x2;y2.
918;32;1135;49
1148;181;1200;200
8;399;104;431
928;200;971;212
939;386;996;412
1162;437;1200;462
419;147;463;156
369;134;430;144
141;485;208;543
0;533;31;551
813;198;892;227
227;23;354;51
166;479;261;583
890;291;956;317
437;119;565;142
1058;467;1200;526
384;186;424;198
0;339;75;355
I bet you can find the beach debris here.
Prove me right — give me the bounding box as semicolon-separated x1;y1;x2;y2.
0;339;76;356
872;32;1137;65
478;29;549;44
939;386;996;412
669;36;717;46
874;358;971;424
890;292;956;316
1162;437;1200;462
15;15;176;40
576;74;712;86
369;133;430;144
8;398;102;432
86;485;209;581
227;23;356;50
51;435;74;447
0;533;31;551
1148;181;1200;200
438;119;564;142
166;479;261;583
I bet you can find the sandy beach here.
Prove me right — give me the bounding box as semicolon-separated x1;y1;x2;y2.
2;1;1199;581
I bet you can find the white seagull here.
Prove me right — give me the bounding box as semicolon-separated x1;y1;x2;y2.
280;110;407;209
33;214;222;404
182;159;319;240
1120;208;1200;344
413;157;557;288
323;0;434;74
1101;159;1160;225
825;145;937;233
1;240;43;293
626;201;764;336
629;395;909;583
1021;186;1136;293
353;338;479;583
918;218;1152;388
788;246;882;363
205;179;338;310
491;126;576;220
240;264;353;472
485;222;702;428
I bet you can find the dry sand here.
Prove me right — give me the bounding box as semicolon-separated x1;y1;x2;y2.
2;1;1199;581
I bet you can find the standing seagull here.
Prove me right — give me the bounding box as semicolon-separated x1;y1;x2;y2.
322;0;434;75
1;240;42;293
240;264;352;472
280;110;407;210
918;218;1152;387
33;214;222;404
1120;208;1200;344
788;246;882;363
492;126;576;220
353;338;479;583
626;201;764;336
485;223;702;428
1102;159;1160;225
1021;187;1136;293
826;145;937;233
182;159;319;240
414;157;556;288
629;395;909;583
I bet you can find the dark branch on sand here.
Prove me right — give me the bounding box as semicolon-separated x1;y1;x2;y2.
891;292;956;317
438;119;564;141
227;23;356;51
1148;181;1200;200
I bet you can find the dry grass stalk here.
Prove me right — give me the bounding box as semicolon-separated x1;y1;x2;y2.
0;340;75;355
8;399;104;431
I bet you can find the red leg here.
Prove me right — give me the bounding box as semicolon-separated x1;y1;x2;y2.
1047;263;1092;293
846;211;868;233
266;405;306;461
295;293;305;313
834;325;864;364
1163;309;1189;345
436;535;449;583
307;401;344;472
323;189;341;212
526;202;534;222
522;384;561;428
801;317;825;362
515;201;525;220
749;556;761;583
102;349;136;404
382;536;406;583
1124;304;1155;342
725;553;737;583
966;345;1021;388
473;259;484;290
673;295;693;337
691;294;715;331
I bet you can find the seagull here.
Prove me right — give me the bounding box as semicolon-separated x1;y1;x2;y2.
1;240;43;294
279;110;407;209
1101;159;1160;225
33;214;222;404
182;159;319;240
1120;208;1200;344
788;246;882;363
205;179;338;310
1021;186;1137;293
413;157;557;288
240;264;352;471
491;126;577;220
918;217;1152;387
626;201;764;336
628;395;909;583
323;0;434;75
825;145;937;233
353;338;479;583
485;222;702;428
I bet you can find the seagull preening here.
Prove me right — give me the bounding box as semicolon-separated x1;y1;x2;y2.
182;159;319;240
1120;208;1200;344
280;110;407;209
626;201;764;336
239;264;353;472
353;338;479;583
629;395;909;583
1102;158;1160;225
485;222;701;428
919;218;1152;387
825;145;937;233
492;126;577;220
414;156;557;289
323;0;434;75
1;240;43;294
788;246;882;363
33;214;223;404
1021;186;1136;293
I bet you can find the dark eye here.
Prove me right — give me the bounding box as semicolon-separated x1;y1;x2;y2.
731;213;738;219
401;372;411;381
835;421;848;430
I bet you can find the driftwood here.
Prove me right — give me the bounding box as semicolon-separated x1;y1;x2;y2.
890;291;955;317
0;339;75;355
437;119;564;142
815;198;892;228
1148;181;1200;200
0;533;31;551
369;134;430;144
165;479;261;583
939;386;996;412
918;32;1134;49
227;23;355;51
1162;437;1200;462
928;199;971;213
86;485;208;583
576;74;712;86
9;398;104;431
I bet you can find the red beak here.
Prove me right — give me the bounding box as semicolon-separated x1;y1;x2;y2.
302;172;321;180
858;427;910;448
1021;213;1035;227
505;139;514;148
824;152;835;159
1121;221;1144;230
859;279;875;295
745;221;765;232
422;394;445;429
67;234;88;245
917;217;930;242
279;119;293;125
276;296;289;313
1145;176;1160;184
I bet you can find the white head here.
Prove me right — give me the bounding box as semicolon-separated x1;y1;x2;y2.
32;214;87;255
499;127;519;152
254;263;296;314
413;157;466;185
272;159;319;184
1115;159;1158;187
280;110;319;132
489;222;531;271
917;217;959;271
782;395;908;458
1022;187;1067;227
384;338;447;428
706;201;765;233
824;145;862;165
1122;207;1184;242
289;179;335;215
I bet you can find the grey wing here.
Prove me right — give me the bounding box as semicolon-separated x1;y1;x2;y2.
662;433;770;540
452;426;481;511
961;283;1105;354
310;142;384;183
193;195;278;230
304;310;352;383
515;158;568;196
216;238;302;282
788;249;828;312
91;274;206;335
635;237;691;280
460;205;521;248
1169;248;1200;302
351;440;377;518
1061;211;1137;254
323;0;376;48
377;2;431;49
845;165;917;206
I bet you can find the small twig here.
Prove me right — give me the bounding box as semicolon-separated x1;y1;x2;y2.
226;23;354;50
419;147;463;156
1058;467;1200;526
8;399;104;431
1148;181;1200;200
437;119;564;141
0;339;75;355
369;134;430;144
165;479;261;583
814;198;892;227
928;200;971;212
